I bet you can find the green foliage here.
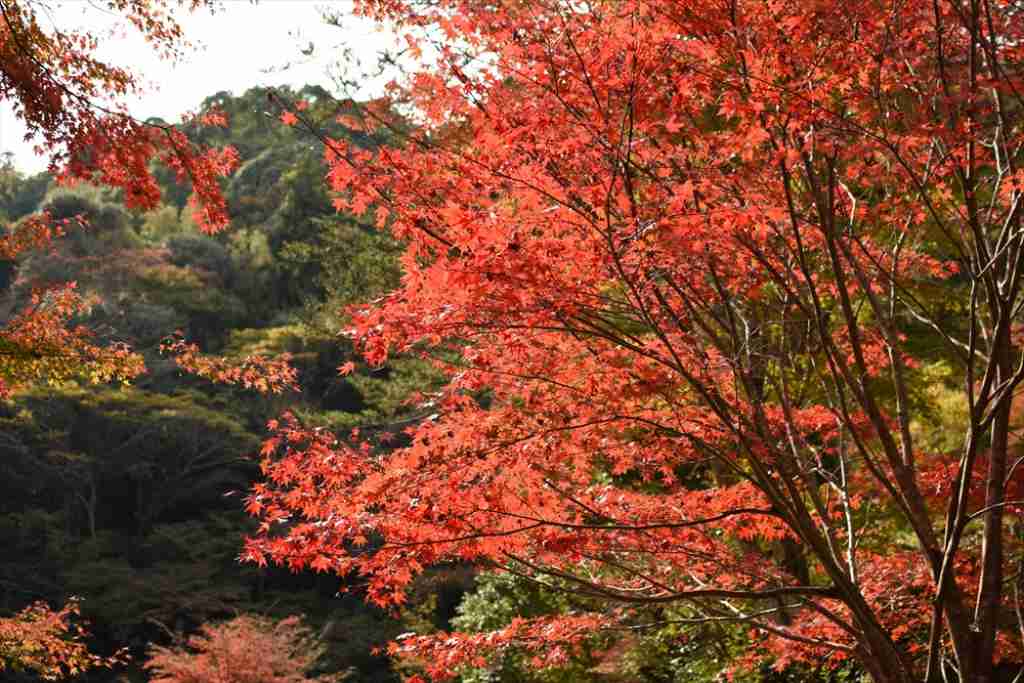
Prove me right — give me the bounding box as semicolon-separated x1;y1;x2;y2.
449;576;867;683
135;263;247;346
447;572;604;683
451;573;564;633
313;214;403;308
617;614;775;683
0;155;50;223
64;514;257;634
166;234;234;279
140;205;196;243
909;360;971;455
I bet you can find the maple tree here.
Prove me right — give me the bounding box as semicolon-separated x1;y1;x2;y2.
241;0;1024;681
144;613;334;683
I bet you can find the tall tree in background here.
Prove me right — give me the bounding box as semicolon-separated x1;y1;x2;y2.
247;0;1024;681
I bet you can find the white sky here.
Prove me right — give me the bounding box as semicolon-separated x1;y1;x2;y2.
0;0;398;173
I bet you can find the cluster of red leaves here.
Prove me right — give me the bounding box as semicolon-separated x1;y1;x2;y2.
161;335;299;394
0;600;122;680
390;614;609;681
0;282;144;397
0;211;83;259
0;0;236;233
144;614;333;683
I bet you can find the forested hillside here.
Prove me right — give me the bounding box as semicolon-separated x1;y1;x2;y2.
0;85;447;683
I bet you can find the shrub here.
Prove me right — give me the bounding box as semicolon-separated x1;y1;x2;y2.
145;614;334;683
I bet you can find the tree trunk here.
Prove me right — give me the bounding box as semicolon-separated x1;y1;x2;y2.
974;349;1012;683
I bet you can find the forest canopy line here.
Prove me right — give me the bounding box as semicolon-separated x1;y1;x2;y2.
3;0;1024;682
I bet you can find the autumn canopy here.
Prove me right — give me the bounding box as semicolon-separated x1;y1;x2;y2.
241;0;1024;682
